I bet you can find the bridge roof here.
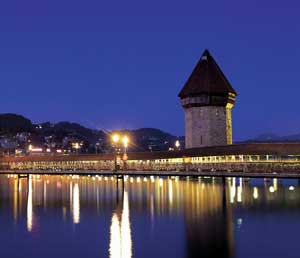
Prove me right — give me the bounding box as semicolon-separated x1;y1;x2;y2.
178;49;237;98
2;143;300;163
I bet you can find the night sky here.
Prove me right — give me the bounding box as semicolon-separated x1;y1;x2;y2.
0;0;299;141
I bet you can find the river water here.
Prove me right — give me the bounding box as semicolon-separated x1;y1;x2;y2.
1;174;300;258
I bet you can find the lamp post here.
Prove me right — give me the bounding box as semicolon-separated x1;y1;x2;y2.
122;136;129;170
112;134;120;172
122;136;129;154
111;134;129;172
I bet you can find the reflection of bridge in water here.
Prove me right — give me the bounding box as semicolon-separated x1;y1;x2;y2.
2;175;300;257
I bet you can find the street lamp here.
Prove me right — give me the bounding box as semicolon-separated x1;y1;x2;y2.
112;134;120;144
122;136;129;171
111;134;129;172
122;136;129;153
112;134;120;172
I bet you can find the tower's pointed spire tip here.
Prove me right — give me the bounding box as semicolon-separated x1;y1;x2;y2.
201;49;210;60
203;49;210;56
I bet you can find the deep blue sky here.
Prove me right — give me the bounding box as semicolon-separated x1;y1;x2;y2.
0;0;299;140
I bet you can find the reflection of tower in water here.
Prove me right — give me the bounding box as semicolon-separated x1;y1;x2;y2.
184;178;234;258
109;188;132;258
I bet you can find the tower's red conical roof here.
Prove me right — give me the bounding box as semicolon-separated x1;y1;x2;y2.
178;50;237;98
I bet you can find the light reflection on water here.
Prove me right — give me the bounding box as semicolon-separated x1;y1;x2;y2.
2;174;300;258
109;190;132;258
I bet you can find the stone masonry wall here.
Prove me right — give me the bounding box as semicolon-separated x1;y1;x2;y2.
185;106;232;148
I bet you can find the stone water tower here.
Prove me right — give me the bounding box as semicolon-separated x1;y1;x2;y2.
178;50;237;149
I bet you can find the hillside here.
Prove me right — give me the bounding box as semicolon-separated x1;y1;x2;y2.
0;114;33;134
0;113;182;152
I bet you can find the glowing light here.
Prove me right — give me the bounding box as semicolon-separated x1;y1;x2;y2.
13;179;18;222
237;178;242;203
269;186;275;193
175;140;180;148
72;183;80;224
56;149;62;153
237;218;243;228
121;191;132;258
112;134;120;143
27;176;33;232
237;187;242;202
109;214;121;258
253;187;258;199
289;186;295;191
122;136;129;148
230;178;236;203
168;179;173;205
150;176;155;183
46;148;51;153
31;148;43;152
136;177;140;183
109;191;132;258
273;178;278;191
159;178;163;187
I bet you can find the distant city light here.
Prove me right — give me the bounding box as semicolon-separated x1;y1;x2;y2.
31;148;43;152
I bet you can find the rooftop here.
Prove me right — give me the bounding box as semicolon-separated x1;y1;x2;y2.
178;49;237;98
2;143;300;163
